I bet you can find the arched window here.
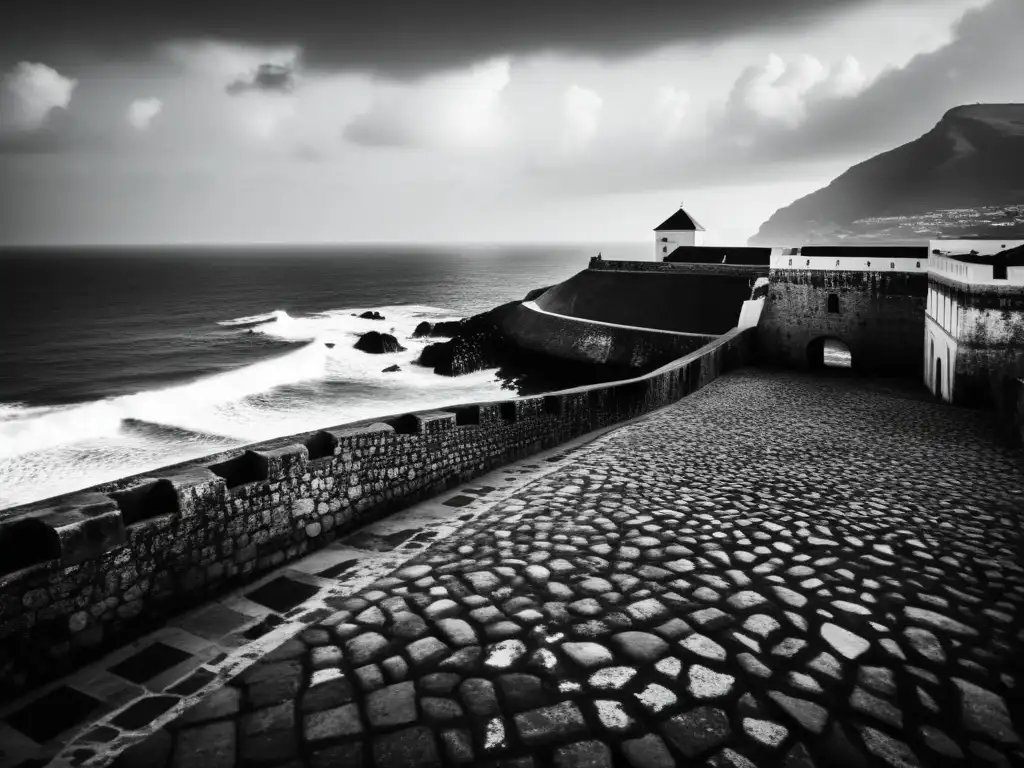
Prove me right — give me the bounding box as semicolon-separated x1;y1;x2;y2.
827;294;840;314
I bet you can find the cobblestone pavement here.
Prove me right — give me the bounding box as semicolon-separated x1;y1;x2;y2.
4;418;609;768
81;370;1024;766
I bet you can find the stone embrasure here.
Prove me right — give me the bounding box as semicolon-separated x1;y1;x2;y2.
90;371;1023;768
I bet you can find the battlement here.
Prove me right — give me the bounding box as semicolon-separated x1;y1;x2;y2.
0;328;755;699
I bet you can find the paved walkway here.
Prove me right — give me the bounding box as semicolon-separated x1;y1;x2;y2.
19;369;1024;767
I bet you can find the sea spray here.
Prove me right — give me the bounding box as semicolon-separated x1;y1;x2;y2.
0;304;509;510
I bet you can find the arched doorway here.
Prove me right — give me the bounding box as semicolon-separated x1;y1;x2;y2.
807;337;853;371
935;357;942;399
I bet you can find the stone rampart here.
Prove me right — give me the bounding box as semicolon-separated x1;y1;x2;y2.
758;269;927;374
588;258;770;277
501;302;715;371
0;328;755;699
929;273;1024;406
535;265;763;334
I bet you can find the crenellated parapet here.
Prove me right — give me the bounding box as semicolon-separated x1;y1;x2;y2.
0;327;756;699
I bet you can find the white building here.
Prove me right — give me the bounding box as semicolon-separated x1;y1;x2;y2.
924;238;1024;403
654;205;705;260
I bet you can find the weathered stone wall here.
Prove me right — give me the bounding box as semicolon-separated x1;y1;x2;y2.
0;328;755;700
931;274;1024;406
757;269;927;374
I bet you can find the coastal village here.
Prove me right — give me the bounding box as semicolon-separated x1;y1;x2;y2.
1;204;1023;768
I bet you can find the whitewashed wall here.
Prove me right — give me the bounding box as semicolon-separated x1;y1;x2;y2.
654;229;702;260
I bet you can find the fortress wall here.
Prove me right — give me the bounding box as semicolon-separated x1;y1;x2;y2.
535;263;765;334
502;302;714;370
930;274;1024;405
757;269;927;374
589;259;770;276
0;328;755;699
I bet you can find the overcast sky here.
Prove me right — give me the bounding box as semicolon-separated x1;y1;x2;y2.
0;0;1018;246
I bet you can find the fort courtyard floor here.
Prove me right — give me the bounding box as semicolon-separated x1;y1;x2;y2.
8;369;1024;768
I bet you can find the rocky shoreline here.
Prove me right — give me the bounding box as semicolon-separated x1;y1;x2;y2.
350;289;666;396
413;301;643;396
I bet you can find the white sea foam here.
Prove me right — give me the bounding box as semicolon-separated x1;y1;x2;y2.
0;304;508;510
0;341;329;460
232;304;462;344
216;310;288;327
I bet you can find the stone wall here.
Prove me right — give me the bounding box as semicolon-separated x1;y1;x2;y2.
0;328;755;700
535;265;763;335
930;273;1024;406
589;259;770;277
758;269;927;374
501;302;714;371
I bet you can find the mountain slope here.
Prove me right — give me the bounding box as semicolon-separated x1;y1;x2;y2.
750;104;1024;245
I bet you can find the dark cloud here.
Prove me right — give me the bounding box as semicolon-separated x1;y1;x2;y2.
733;0;1024;162
533;0;1023;196
1;0;932;77
226;63;296;95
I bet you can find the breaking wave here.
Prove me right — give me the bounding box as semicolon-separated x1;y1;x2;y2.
1;304;506;510
0;341;329;460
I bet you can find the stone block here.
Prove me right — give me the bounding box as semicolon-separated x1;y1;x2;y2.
14;492;128;569
414;411;457;434
257;444;310;481
327;422;395;445
161;467;228;519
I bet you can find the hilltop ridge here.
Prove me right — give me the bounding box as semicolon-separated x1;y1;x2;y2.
750;103;1024;245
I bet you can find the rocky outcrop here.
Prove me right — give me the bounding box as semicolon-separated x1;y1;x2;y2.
359;311;386;321
382;364;401;373
355;331;406;354
417;343;446;369
413;301;648;394
412;320;464;339
416;303;519;377
751;103;1024;245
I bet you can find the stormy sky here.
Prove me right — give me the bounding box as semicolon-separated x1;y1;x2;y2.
0;0;1018;245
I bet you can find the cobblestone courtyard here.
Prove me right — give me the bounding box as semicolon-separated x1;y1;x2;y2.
111;369;1024;768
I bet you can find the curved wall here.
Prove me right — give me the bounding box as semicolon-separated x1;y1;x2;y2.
534;265;761;334
501;302;714;370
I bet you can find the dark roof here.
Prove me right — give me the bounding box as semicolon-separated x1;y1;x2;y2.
799;245;929;258
942;244;1024;267
666;246;771;266
654;209;705;231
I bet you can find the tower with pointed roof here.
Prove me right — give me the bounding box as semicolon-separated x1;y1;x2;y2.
654;203;705;260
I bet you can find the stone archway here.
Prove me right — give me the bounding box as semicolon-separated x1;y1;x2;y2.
807;337;853;371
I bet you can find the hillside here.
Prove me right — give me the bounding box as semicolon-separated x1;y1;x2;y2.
750;104;1024;245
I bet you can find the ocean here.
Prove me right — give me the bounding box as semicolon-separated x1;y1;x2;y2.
0;243;648;512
